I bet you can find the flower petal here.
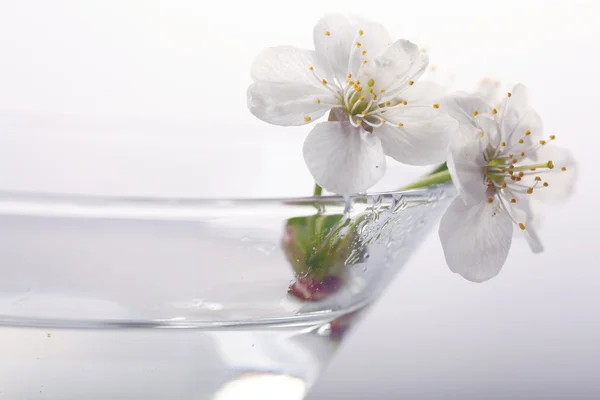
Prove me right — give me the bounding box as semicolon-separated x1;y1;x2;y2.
510;198;544;254
376;105;456;165
251;45;329;85
303;121;386;194
446;120;490;205
442;92;494;127
247;82;335;126
500;84;543;146
439;196;514;283
358;39;428;96
313;14;392;83
399;80;447;104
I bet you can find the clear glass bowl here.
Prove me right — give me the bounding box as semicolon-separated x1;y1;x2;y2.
0;185;452;399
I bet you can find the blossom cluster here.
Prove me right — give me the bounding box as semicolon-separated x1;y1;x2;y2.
247;14;576;282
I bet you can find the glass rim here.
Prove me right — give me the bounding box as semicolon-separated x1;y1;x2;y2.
0;184;453;219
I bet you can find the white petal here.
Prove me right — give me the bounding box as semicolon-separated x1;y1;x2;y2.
521;144;577;204
247;82;335;126
509;198;544;254
376;105;456;165
313;14;392;83
358;39;428;95
399;80;447;104
251;46;328;85
500;84;543;146
303;121;386;194
442;92;493;127
439;196;514;283
446;122;489;205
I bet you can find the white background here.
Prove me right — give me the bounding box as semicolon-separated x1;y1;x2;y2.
0;1;599;398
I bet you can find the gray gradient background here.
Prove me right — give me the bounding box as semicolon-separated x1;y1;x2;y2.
0;1;598;398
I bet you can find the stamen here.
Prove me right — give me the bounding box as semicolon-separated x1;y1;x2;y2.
543;182;549;187
562;166;567;171
519;223;526;230
511;198;517;203
527;187;534;194
325;31;331;36
487;197;494;204
362;50;367;55
304;116;311;122
507;92;512;97
473;111;479;116
492;108;498;114
358;29;364;36
409;80;414;86
539;140;547;145
525;130;531;136
368;79;375;87
347;73;352;79
550;135;556;140
315;99;320;104
433;103;440;109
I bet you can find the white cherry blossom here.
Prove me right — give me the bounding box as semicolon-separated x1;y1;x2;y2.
247;14;457;194
438;84;576;282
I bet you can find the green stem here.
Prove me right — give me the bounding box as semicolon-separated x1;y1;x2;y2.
397;169;452;191
313;183;323;196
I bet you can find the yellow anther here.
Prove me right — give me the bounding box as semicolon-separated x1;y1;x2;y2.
369;88;374;93
362;50;367;55
535;176;542;181
530;168;537;171
509;154;514;158
561;166;567;171
431;65;438;71
518;171;524;177
367;79;374;87
539;140;547;145
359;29;364;36
321;79;328;85
356;80;361;85
432;103;439;108
520;152;525;156
550;135;556;140
511;198;517;203
397;122;404;127
527;187;534;194
304;116;311;122
478;130;485;138
363;60;368;64
508;92;512;97
487;197;494;204
548;160;554;169
487;178;493;185
516;177;522;182
473;111;479;116
501;141;507;147
519;223;526;230
372;94;377;100
525;130;531;136
347;73;352;79
380;89;385;94
356;42;362;47
518;139;524;144
316;99;321;104
309;66;314;71
501;182;507;189
349;80;355;85
359;96;365;102
385;101;391;106
403;100;408;105
512;158;518;164
543;182;549;187
509;164;515;170
492;108;498;114
409;80;414;86
325;31;331;36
